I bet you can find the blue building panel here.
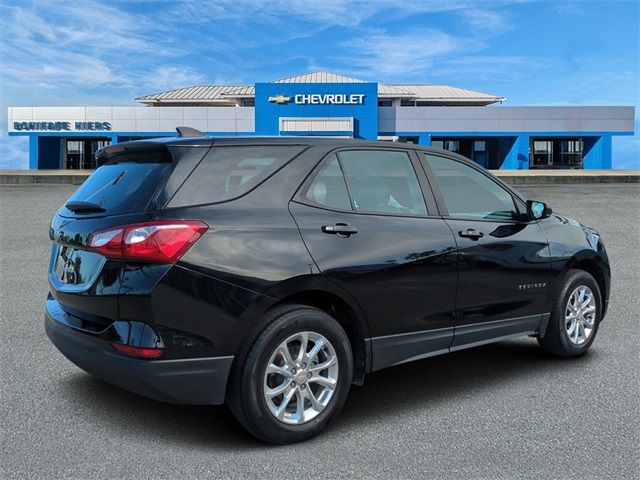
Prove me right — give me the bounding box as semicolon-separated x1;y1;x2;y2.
254;82;378;139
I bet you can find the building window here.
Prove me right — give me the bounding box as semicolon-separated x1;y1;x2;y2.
444;141;459;152
378;100;393;106
242;99;255;106
400;100;416;106
558;139;583;166
532;140;553;167
431;137;501;169
530;138;583;169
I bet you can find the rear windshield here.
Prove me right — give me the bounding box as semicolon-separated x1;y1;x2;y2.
167;145;305;207
61;147;173;217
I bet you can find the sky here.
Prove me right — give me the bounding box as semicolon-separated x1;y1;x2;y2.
0;0;638;169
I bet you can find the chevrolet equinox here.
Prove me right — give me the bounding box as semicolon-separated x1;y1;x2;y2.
45;130;610;443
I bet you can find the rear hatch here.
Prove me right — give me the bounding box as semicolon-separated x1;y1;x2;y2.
48;141;210;332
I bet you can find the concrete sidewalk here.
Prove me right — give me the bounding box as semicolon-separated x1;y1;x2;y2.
0;168;639;185
493;169;640;184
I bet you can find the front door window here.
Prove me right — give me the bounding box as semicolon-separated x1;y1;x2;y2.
423;154;519;220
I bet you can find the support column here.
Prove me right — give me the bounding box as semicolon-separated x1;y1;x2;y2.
583;135;611;169
501;135;529;170
418;133;431;146
29;135;39;169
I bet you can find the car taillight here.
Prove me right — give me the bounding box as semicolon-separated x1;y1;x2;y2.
87;220;208;263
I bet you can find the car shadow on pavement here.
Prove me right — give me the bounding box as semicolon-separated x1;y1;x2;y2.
61;337;596;449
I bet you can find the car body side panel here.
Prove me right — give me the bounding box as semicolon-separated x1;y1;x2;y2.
443;218;552;324
289;202;458;336
539;213;611;315
137;149;330;358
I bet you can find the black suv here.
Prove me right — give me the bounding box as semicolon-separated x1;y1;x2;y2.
46;132;610;443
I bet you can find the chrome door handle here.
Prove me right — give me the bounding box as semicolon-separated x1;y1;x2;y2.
322;223;358;237
458;229;484;240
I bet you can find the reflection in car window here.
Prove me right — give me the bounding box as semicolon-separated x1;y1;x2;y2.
169;145;305;207
338;150;427;216
424;154;518;220
304;155;352;210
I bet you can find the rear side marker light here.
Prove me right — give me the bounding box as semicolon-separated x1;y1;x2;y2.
87;220;208;263
111;343;165;358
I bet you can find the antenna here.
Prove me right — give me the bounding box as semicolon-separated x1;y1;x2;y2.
176;126;205;137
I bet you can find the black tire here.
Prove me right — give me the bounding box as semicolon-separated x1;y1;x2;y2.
538;269;602;357
226;304;353;444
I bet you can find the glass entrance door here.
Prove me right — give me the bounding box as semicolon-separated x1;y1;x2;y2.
532;140;553;167
64;138;111;169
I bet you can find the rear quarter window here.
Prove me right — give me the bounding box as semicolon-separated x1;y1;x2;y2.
167;145;305;207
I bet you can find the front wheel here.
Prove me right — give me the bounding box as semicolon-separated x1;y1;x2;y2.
227;305;353;444
538;269;602;357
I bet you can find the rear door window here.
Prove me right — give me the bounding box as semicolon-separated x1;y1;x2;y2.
304;155;352;210
167;145;306;207
61;145;174;218
339;150;428;216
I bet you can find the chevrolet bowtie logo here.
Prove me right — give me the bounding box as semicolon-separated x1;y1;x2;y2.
268;94;292;104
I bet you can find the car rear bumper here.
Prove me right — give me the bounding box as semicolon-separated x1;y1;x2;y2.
45;309;234;405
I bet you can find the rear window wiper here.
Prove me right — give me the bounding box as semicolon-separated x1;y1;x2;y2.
65;201;106;213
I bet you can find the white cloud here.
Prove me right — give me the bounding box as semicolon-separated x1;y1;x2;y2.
160;0;524;33
554;2;587;16
462;8;509;32
0;132;29;170
0;0;192;95
431;55;544;81
141;66;209;91
341;29;465;78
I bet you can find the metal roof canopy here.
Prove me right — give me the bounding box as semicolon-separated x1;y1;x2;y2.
136;71;506;106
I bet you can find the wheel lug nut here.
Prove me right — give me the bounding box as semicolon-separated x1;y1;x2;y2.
302;363;307;368
307;372;312;378
300;384;306;390
290;381;296;388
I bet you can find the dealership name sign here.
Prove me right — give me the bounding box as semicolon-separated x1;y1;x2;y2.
13;121;112;132
268;94;366;105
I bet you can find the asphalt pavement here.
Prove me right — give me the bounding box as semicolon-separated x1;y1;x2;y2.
1;183;638;479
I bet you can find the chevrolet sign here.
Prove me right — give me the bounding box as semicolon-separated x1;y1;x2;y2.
295;94;365;105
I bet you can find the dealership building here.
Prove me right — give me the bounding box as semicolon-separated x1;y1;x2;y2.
7;71;635;170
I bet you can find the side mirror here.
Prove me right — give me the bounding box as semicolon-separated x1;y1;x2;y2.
526;200;552;220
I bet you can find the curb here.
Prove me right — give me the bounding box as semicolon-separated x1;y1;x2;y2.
1;171;638;186
494;174;640;185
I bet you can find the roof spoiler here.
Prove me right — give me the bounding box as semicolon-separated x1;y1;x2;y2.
176;126;205;137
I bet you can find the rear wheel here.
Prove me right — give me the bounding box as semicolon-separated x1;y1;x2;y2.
227;305;353;444
538;270;602;357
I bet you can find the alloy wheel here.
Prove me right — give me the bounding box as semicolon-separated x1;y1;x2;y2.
263;331;339;425
565;285;597;346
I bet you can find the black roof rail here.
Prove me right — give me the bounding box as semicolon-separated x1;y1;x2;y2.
176;126;205;137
